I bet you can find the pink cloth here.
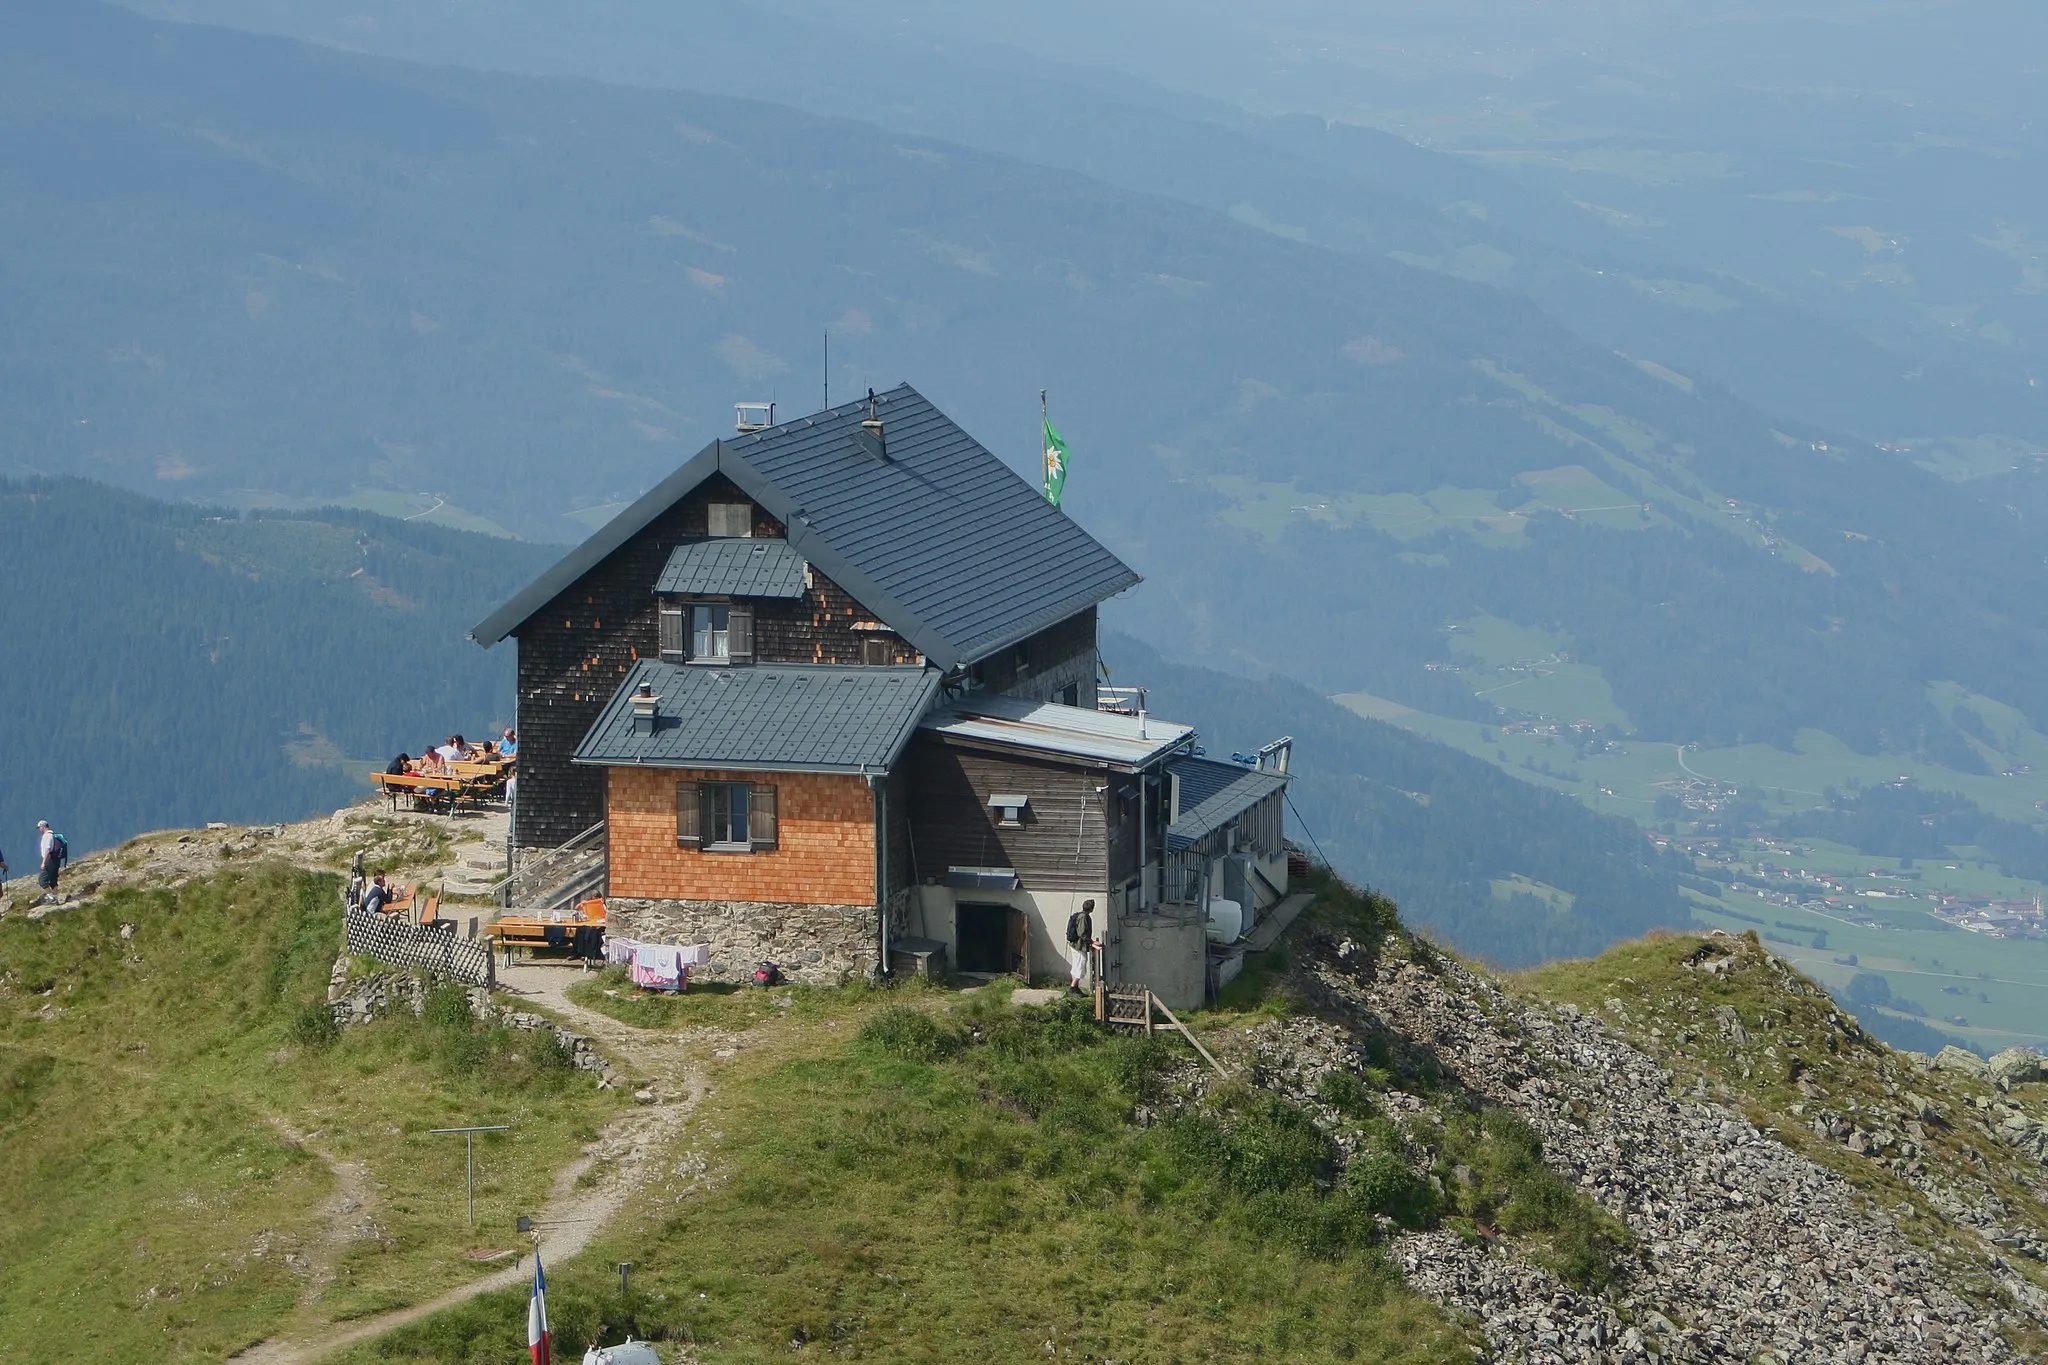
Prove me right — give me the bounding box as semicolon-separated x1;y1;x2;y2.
631;942;685;992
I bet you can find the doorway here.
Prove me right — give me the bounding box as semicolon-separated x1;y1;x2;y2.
956;901;1027;976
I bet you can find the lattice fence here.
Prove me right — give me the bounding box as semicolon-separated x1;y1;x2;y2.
345;905;496;988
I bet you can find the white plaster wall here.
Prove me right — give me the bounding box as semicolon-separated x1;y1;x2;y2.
1117;918;1208;1011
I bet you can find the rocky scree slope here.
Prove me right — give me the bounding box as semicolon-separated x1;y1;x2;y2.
1232;922;2047;1362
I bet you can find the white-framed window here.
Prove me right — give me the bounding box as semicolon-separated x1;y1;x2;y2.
683;602;754;663
692;604;729;659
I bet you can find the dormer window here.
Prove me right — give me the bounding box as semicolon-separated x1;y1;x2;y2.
659;597;753;664
708;502;753;538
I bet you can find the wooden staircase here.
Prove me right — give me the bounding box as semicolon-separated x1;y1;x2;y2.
491;821;608;911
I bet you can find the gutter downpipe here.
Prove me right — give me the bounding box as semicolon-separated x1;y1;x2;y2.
868;766;890;978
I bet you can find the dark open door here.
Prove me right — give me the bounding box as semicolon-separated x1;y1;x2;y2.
1006;907;1030;980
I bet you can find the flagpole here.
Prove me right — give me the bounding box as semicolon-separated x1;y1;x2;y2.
1040;389;1049;504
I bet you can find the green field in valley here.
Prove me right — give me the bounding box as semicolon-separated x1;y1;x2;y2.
1337;655;2048;1051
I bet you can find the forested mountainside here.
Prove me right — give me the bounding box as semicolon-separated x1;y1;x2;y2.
13;1;2048;792
0;479;546;852
116;0;2043;445
5;472;1685;966
1107;634;1692;967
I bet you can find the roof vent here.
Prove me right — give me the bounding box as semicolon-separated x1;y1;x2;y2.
630;681;661;736
735;402;775;434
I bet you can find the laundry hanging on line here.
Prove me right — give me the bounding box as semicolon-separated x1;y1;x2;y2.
629;940;708;992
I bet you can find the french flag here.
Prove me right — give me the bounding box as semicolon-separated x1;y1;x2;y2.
527;1250;551;1365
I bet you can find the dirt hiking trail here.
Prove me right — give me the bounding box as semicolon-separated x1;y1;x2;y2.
234;964;701;1364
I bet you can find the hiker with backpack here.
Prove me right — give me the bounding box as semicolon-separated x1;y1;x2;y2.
35;820;67;902
1065;899;1098;997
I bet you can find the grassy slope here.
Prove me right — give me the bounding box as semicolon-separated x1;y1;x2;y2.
345;876;1631;1364
1519;930;2048;1350
346;995;1472;1364
0;864;616;1360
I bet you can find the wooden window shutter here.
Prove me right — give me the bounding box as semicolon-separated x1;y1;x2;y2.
728;604;755;663
749;784;779;850
658;601;685;658
675;781;701;846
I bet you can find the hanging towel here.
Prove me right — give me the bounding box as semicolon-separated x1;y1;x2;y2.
679;943;711;968
606;936;640;966
632;942;684;990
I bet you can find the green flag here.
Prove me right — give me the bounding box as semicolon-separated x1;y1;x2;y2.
1042;416;1069;508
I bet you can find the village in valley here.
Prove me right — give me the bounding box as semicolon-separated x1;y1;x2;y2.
1339;627;2048;1056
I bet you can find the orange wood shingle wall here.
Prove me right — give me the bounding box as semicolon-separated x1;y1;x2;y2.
606;766;877;905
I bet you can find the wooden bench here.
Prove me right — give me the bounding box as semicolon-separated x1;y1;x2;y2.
372;771;492;813
488;899;605;962
376;889;440;926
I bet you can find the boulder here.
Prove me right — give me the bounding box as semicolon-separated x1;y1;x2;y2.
1986;1047;2044;1086
1933;1045;1987;1077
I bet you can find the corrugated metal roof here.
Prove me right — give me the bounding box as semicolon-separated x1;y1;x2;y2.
655;537;807;599
1165;757;1290;850
574;660;940;774
472;386;1141;668
920;693;1193;770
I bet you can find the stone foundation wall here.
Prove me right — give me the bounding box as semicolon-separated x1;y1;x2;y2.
325;958;612;1081
609;896;883;985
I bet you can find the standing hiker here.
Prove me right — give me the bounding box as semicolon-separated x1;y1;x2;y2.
1065;898;1098;996
35;821;66;902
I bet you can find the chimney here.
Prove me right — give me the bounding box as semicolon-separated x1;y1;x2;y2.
859;388;886;459
630;682;661;736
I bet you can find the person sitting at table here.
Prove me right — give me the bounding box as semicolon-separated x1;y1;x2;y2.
384;753;411;777
361;872;397;915
435;735;465;765
415;748;448;777
498;727;518;758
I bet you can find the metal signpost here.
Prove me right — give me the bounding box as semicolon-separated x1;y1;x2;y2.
430;1124;513;1228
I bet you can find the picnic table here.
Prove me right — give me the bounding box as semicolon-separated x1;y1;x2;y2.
372;770;495;812
488;898;606;962
385;888;441;926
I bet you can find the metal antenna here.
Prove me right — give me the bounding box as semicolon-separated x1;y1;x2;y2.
823;330;829;410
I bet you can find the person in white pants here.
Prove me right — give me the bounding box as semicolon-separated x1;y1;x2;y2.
1067;899;1097;995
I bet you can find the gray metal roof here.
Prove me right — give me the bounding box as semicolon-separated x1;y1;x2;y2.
655;537;807;599
919;692;1193;771
471;385;1141;669
1166;757;1290;850
574;660;940;774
